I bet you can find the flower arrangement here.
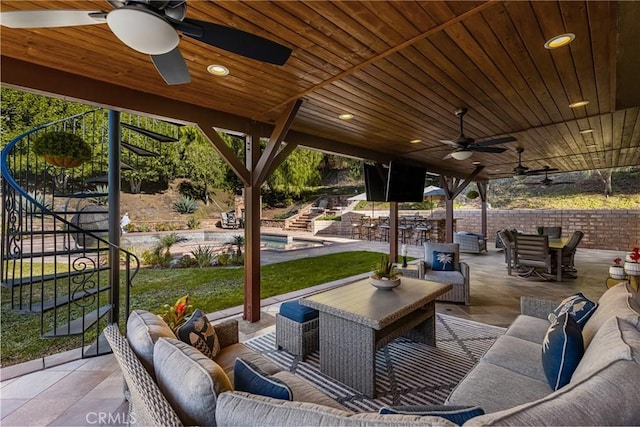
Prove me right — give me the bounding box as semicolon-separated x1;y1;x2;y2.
624;248;640;276
158;295;194;331
613;257;622;266
609;257;626;279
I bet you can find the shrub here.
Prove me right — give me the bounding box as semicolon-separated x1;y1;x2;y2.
217;253;232;266
20;191;52;214
176;255;198;268
88;185;109;206
466;189;480;200
191;245;216;267
173;195;199;214
136;223;151;232
187;217;200;230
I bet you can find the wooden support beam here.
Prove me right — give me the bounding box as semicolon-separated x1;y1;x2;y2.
266;142;299;178
390;203;399;262
440;167;485;242
244;133;261;322
199;126;250;186
253;100;302;187
477;181;488;238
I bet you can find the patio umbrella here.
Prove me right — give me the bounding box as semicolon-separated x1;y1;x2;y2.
423;186;446;216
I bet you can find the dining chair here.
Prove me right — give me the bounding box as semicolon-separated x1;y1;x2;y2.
514;234;552;280
560;230;584;278
536;226;562;238
497;229;515;275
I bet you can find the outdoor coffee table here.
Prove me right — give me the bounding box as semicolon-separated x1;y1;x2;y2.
300;277;452;397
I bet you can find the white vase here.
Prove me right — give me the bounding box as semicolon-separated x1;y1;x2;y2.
623;261;640;276
609;266;626;280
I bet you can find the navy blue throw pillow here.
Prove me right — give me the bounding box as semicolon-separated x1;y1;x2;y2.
542;312;584;390
432;251;455;271
379;405;484;424
233;358;292;401
549;293;597;329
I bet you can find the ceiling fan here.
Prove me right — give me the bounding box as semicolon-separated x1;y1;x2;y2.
0;0;292;85
512;147;559;180
523;166;573;187
441;107;516;160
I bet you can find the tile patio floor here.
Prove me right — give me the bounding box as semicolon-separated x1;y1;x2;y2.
0;230;622;426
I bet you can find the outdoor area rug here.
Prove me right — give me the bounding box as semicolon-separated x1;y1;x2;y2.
244;313;505;412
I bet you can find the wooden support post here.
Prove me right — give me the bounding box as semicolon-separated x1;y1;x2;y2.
477;181;488;238
441;166;485;243
390;202;399;262
244;133;261;322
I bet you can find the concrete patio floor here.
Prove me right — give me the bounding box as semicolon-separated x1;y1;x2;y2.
0;232;622;426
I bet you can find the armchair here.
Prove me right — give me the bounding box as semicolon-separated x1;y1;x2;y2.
453;232;487;254
419;242;470;305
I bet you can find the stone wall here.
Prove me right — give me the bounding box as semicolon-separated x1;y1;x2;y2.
454;209;639;251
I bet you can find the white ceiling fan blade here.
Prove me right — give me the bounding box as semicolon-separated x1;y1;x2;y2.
0;10;105;28
443;152;453;160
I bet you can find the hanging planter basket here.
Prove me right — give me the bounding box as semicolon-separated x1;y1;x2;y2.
32;131;92;169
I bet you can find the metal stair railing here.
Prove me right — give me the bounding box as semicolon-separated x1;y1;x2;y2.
1;110;139;358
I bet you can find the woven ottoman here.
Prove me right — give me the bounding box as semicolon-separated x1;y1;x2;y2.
275;300;319;361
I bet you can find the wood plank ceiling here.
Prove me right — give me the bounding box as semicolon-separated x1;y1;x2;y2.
1;0;639;180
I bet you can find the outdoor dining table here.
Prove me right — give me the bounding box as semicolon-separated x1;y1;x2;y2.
549;237;570;282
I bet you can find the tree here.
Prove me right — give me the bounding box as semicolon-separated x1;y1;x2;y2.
594;169;613;197
266;147;323;196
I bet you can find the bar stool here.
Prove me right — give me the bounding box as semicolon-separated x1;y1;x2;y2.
350;220;363;239
377;217;390;242
398;218;412;244
275;300;319;361
414;221;431;245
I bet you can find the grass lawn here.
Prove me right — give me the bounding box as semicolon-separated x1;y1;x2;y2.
1;251;386;367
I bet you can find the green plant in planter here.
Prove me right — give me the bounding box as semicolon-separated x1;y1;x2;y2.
466;189;480;200
371;254;401;280
32;131;92;168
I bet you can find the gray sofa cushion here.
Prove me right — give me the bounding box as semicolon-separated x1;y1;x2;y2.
154;338;232;427
126;309;176;378
272;371;346;410
423;270;466;286
215;342;282;383
445;361;551;413
572;316;640;383
581;282;639;347
216;391;457;426
480;335;547;382
465;316;640;426
504;315;550;344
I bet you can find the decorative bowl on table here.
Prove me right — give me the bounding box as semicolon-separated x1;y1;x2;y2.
368;276;401;290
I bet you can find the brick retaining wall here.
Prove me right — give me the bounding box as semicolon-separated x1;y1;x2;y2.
454;209;639;251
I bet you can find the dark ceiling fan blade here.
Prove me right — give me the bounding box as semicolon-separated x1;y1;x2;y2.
470;146;507;153
150;48;190;85
476;136;517;147
181;18;291;65
0;10;105;28
527;167;560;175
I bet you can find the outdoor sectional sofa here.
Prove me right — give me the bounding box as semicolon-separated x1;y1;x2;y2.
106;281;640;426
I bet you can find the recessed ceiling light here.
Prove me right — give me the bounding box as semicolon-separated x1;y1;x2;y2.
569;100;589;108
207;64;229;76
544;33;575;49
339;113;354;120
410;139;422;144
579;128;594;134
472;161;481;165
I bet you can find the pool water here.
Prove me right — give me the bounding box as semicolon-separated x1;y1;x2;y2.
259;234;325;251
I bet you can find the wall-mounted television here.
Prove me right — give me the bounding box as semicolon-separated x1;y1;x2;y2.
385;160;426;202
363;163;387;201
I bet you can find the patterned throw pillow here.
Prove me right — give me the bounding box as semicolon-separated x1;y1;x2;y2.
548;293;597;329
542;312;584;390
176;309;220;359
432;251;455;271
234;358;293;400
379;405;484;424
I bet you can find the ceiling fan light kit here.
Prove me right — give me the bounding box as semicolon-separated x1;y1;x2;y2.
107;8;178;55
451;150;473;160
